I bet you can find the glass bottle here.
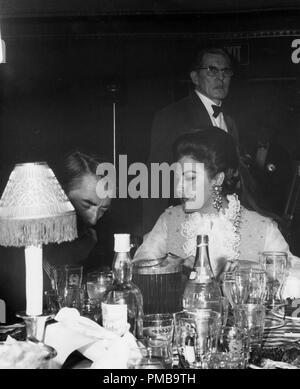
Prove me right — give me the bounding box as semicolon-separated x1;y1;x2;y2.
182;234;222;312
184;328;196;364
101;233;143;338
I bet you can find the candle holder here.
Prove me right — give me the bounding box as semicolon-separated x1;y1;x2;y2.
16;311;55;343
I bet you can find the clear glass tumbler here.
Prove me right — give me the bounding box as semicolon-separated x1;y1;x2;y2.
174;310;221;369
207;325;250;369
233;303;266;354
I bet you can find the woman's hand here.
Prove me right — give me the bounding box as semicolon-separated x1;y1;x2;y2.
216;260;239;282
183;256;195;269
223;260;239;274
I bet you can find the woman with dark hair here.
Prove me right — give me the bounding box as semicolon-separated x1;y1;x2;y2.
134;127;300;297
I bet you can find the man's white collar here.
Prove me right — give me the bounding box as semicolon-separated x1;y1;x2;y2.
194;90;222;116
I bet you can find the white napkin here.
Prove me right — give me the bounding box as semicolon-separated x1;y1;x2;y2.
282;257;300;299
89;333;143;369
44;307;142;369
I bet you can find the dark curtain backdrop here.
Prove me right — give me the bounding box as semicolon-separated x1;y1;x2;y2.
0;12;299;238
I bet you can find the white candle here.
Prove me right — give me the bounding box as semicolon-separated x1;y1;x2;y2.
25;246;43;316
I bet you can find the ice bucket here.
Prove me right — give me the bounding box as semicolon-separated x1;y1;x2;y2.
132;256;184;314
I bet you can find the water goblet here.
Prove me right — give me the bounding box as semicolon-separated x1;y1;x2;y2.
248;268;267;304
260;252;287;310
233;270;250;305
223;269;266;307
222;272;243;307
236;269;267;304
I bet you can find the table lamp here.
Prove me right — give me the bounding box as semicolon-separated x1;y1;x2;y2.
0;162;77;338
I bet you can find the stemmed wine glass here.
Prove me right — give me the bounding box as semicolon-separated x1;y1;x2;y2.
222;268;267;307
222;272;242;307
259;251;287;311
236;269;267;304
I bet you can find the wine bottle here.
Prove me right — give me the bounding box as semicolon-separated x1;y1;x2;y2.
101;233;143;338
182;234;222;312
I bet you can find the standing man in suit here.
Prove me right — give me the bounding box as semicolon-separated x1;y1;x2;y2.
142;47;238;235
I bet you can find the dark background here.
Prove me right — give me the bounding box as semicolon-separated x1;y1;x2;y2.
0;1;299;242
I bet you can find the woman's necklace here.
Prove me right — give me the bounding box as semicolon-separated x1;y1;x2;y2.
222;194;242;261
181;194;242;260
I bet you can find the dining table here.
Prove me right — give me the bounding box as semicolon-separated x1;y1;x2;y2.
247;313;300;369
61;313;300;369
1;310;300;369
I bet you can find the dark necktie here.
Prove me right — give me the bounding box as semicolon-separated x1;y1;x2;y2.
212;104;223;118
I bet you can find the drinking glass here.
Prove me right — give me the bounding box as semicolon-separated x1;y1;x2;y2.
61;287;85;311
236;269;267;304
222;271;249;308
174;310;221;369
233;303;266;353
223;269;266;307
207;326;249;369
49;265;83;310
86;270;113;301
260;252;287;309
128;338;171;369
222;272;238;307
142;313;174;368
51;265;83;295
44;290;61;314
204;297;229;328
248;269;267;304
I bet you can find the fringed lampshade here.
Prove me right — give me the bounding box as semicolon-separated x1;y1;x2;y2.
0;162;78;316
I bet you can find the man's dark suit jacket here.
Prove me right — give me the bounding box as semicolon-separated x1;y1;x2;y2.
248;140;294;216
142;91;238;235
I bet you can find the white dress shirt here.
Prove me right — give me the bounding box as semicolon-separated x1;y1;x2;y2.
195;90;228;132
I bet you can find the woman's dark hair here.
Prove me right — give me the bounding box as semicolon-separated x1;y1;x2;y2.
53;151;104;194
173;127;239;196
173;127;283;225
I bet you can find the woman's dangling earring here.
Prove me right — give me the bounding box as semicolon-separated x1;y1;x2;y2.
212;184;223;211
